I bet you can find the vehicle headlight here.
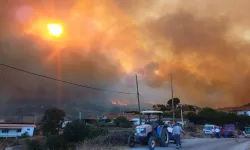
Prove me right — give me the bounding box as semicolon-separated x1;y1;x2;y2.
136;128;146;134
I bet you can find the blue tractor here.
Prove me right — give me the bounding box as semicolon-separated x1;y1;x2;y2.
128;111;170;150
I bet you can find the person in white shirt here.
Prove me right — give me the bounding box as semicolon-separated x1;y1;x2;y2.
215;127;220;138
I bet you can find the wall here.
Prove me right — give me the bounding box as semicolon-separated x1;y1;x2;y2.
0;126;35;138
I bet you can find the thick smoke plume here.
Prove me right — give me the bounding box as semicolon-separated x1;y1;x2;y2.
1;0;250;108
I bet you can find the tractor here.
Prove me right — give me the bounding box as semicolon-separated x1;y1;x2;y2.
127;110;169;150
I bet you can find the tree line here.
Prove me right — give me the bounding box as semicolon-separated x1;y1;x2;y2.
26;107;109;150
185;107;250;129
152;98;250;130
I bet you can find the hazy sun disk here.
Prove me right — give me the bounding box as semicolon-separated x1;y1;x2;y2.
47;23;63;37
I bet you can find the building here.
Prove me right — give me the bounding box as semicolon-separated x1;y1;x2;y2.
217;106;250;116
0;123;36;138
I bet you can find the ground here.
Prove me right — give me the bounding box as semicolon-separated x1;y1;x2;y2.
127;138;250;150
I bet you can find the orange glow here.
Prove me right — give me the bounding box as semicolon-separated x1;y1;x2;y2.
154;69;160;75
22;0;158;74
47;23;63;37
111;100;117;105
111;100;129;106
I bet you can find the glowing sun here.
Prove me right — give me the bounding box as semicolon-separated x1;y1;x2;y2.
47;23;63;37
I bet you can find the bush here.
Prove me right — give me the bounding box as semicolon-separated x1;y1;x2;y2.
88;127;109;139
21;132;30;138
63;120;109;143
45;135;70;150
184;122;197;132
87;130;134;146
114;117;132;128
25;139;43;150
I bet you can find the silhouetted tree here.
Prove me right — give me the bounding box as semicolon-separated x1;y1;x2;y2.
185;107;250;127
152;104;169;111
40;107;66;135
167;98;180;108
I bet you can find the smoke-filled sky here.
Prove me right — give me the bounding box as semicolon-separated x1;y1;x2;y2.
1;0;250;108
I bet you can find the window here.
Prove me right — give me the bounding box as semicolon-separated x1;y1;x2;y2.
17;129;21;132
2;129;9;133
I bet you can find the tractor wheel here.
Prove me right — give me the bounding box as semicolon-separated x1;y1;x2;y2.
148;136;157;150
128;135;135;147
160;129;169;147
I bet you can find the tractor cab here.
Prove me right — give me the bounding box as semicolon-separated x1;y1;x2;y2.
142;111;164;125
128;110;169;150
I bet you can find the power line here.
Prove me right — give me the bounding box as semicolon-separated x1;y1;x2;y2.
0;64;137;95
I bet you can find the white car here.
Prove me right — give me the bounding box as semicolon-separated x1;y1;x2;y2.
203;124;218;135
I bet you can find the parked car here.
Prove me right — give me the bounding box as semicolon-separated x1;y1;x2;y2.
221;124;236;137
203;124;217;135
244;126;250;138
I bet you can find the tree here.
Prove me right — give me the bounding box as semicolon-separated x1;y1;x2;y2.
63;120;90;143
114;116;132;128
198;107;216;115
167;98;180;108
63;120;108;143
45;135;69;150
152;104;168;111
25;139;43;150
40;107;66;135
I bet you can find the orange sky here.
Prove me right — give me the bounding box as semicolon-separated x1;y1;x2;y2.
1;0;250;107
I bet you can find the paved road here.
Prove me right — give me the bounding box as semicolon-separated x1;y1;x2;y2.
127;138;250;150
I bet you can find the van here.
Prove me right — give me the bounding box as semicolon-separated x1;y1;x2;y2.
203;124;217;135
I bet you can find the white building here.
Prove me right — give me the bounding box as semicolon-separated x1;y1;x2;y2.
0;124;36;138
236;110;250;116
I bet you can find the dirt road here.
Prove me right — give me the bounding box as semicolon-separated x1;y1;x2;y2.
127;138;250;150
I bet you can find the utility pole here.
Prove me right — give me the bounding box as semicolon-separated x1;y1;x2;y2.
79;111;82;120
136;75;141;125
170;74;175;122
180;104;184;126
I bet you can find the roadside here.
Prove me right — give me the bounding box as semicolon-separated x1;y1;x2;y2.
127;138;250;150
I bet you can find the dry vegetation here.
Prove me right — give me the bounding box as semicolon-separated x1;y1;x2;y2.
183;122;204;138
77;129;133;150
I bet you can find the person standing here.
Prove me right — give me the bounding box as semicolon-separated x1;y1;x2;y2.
173;122;185;149
215;127;220;138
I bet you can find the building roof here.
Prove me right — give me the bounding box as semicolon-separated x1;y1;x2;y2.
217;106;250;112
183;111;198;115
105;114;120;119
0;123;36;128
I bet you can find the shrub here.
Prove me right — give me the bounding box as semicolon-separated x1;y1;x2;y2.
21;132;30;138
45;135;69;150
63;120;109;143
184;122;197;132
86;130;134;146
88;127;109;139
114;117;132;128
25;139;43;150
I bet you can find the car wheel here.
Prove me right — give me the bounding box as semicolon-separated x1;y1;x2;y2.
148;136;157;150
128;135;135;147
